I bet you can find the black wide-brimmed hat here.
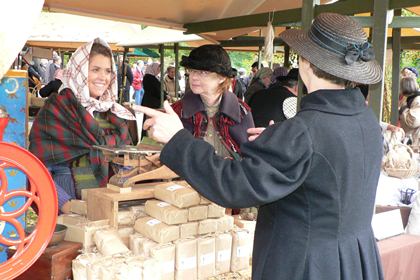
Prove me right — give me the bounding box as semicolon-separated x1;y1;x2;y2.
180;44;235;78
279;13;382;85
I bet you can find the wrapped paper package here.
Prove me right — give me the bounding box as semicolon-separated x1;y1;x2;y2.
131;204;147;219
198;219;218;235
94;229;130;256
216;215;234;232
230;229;251;272
208;204;225;218
118;209;136;226
188;205;208;221
86;255;113;280
215;233;232;275
150;243;176;280
130;234;158;257
70;200;88;216
180;222;198;239
134;216;180;243
57;214;109;252
145;199;188;225
118;227;135;247
155;183;200;208
72;252;104;280
142;257;162;280
197;236;216;279
175;238;197;280
200;196;212;205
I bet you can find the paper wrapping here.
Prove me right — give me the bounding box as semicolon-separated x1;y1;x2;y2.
70;199;88;216
72;252;104;280
155;183;200;208
142;258;162;280
180;222;198;239
118;209;136;226
94;229;130;256
230;230;251;272
129;233;159;257
86;256;113;280
134;216;180;243
175;238;197;280
215;233;232;275
207;204;225;218
145;199;188;225
198;219;218;235
131;204;147;219
199;196;212;205
216;215;234;232
197;236;216;279
188;205;208;221
57;214;109;252
150;243;176;280
118;226;135;247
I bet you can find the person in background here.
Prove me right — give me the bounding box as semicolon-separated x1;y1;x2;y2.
244;67;273;103
39;69;63;98
248;68;299;127
231;68;247;101
29;38;135;214
117;58;133;103
46;53;62;84
142;62;165;109
271;65;289;85
399;76;420;137
401;66;419;79
137;13;384;280
132;60;144;104
163;65;180;102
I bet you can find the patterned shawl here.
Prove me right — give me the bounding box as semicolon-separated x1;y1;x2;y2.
29;88;131;187
60;37;135;120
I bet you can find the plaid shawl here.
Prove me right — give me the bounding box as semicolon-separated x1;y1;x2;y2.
29;88;131;187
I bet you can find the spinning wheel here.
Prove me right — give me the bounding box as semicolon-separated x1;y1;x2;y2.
0;117;57;279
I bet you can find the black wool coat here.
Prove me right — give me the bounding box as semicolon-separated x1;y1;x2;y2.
161;88;384;280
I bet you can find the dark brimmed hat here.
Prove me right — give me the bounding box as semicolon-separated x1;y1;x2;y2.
279;13;382;85
180;44;235;78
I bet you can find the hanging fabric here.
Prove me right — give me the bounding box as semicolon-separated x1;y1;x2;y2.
263;12;275;63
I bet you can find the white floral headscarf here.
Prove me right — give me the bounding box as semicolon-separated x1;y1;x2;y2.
144;62;161;77
60;38;135;120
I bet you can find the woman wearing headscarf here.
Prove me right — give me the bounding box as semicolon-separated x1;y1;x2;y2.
29;38;135;213
142;62;166;108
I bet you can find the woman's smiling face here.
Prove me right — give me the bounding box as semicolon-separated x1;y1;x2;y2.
88;53;112;98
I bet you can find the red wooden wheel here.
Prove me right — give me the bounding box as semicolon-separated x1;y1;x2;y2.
0;142;57;280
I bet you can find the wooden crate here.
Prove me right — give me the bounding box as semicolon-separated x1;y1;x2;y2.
86;182;161;227
9;241;82;280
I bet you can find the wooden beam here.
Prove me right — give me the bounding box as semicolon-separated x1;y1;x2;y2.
390;0;420;9
368;0;389;121
391;9;402;125
159;44;165;108
174;43;180;98
353;16;420;28
184;0;371;34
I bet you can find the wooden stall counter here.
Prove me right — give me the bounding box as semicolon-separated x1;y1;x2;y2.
8;241;82;280
378;234;420;280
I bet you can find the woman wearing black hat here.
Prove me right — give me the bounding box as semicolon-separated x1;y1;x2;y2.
170;44;254;160
138;13;384;280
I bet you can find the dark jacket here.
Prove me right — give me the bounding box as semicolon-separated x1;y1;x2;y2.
142;74;165;109
244;79;265;104
39;79;62;98
248;84;296;127
172;90;254;156
161;88;383;280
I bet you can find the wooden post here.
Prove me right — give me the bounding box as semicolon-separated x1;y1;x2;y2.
391;9;402;125
297;0;319;110
159;44;165;107
368;0;389;121
174;43;180;98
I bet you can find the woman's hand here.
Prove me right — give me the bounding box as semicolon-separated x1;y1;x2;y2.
247;120;274;141
133;101;183;144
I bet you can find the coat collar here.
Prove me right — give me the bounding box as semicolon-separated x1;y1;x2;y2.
299;88;367;116
181;90;242;123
